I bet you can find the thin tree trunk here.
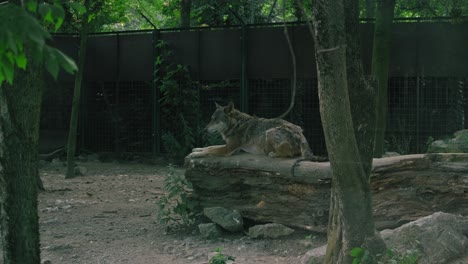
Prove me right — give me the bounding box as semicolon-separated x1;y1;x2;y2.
180;0;192;27
293;0;303;21
372;0;396;157
365;0;375;19
311;0;385;262
0;62;43;264
66;0;90;178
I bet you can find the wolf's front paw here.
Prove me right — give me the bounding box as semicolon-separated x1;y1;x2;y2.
192;147;205;152
187;151;205;159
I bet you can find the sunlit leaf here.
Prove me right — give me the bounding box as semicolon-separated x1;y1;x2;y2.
55;17;64;31
54;49;77;74
0;68;5;86
2;60;14;85
350;247;364;258
68;2;87;15
38;4;52;22
88;13;96;23
25;0;38;13
44;10;54;24
16;52;27;69
50;4;65;31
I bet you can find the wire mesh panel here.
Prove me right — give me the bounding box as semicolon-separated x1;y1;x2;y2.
39;81;74;153
248;79;291;118
386;76;466;154
116;81;153;152
199;80;241;119
84;81;152;152
85;81;118;152
300;78;327;156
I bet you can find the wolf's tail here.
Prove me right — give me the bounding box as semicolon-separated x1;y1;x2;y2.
291;138;328;176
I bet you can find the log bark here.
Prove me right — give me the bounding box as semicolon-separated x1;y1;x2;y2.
185;153;468;232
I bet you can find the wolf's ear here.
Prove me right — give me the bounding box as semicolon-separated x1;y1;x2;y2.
215;102;222;109
225;102;234;113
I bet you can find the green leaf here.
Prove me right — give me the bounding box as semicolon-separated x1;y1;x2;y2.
16;52;27;69
68;2;87;15
0;68;5;86
45;53;59;80
25;0;38;13
350;247;364;258
38;4;52;23
44;10;54;24
2;60;14;85
50;4;65;31
88;13;96;23
55;17;64;31
54;49;77;74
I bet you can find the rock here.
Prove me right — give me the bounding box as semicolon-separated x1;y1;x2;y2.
248;223;295;238
381;212;468;264
198;223;221;239
428;129;468;153
203;207;244;232
51;158;62;166
302;245;326;264
74;166;87;176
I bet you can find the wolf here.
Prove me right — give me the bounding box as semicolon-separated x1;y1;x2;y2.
188;102;318;162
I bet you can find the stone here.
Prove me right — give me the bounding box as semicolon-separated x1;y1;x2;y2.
74;166;87;176
381;212;468;264
428;129;468;153
301;245;326;264
203;207;244;232
248;223;295;238
198;223;221;239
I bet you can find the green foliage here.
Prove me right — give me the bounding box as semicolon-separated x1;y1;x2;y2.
156;164;196;228
209;247;236;264
351;247;420;264
394;0;468;18
0;1;77;87
155;40;201;162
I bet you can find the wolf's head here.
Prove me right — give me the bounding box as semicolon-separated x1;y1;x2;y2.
205;102;235;134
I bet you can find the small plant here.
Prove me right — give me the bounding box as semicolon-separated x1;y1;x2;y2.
155;40;201;163
156;164;196;228
209;247;235;264
351;247;420;264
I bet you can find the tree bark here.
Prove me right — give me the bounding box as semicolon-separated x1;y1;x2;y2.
365;0;375;19
180;0;192;27
0;62;43;264
66;0;90;178
311;0;384;262
372;0;396;158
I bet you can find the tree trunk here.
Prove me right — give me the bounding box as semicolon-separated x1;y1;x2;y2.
372;0;396;157
0;63;43;264
66;0;90;178
180;0;192;27
293;0;303;21
311;0;384;263
365;0;375;19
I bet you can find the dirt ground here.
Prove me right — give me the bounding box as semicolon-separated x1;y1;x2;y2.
1;160;326;264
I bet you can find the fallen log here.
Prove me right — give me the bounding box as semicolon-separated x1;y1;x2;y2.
185;153;467;232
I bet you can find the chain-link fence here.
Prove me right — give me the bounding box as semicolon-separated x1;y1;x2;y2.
40;22;468;157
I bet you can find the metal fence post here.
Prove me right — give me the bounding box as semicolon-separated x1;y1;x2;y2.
240;25;248;112
152;30;161;156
